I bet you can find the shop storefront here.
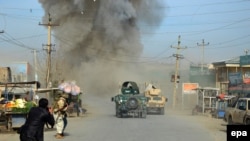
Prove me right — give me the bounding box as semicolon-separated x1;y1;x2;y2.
212;55;250;97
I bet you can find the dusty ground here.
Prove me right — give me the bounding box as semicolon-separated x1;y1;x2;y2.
0;98;227;141
167;109;227;141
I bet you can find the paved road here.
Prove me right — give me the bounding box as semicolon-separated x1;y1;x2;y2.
1;95;215;141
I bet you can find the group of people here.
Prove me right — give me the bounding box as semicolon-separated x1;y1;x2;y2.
19;94;69;141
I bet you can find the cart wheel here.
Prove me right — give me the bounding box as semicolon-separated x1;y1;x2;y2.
116;110;121;118
141;111;147;118
160;107;165;115
228;116;233;125
245;119;250;125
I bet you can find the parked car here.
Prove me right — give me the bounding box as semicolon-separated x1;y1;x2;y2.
224;97;250;125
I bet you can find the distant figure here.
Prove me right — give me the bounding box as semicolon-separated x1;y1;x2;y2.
12;95;16;101
34;94;39;104
19;98;55;141
24;92;30;101
0;88;2;98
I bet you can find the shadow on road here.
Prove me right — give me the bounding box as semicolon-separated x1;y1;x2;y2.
220;129;227;133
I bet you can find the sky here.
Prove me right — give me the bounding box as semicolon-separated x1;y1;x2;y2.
0;0;250;67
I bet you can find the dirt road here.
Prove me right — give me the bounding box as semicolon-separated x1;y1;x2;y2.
167;109;227;141
0;96;227;141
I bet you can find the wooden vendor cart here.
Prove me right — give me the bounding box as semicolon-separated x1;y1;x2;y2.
0;81;39;131
4;112;27;131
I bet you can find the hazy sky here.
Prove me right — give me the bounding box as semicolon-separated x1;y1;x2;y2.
0;0;250;67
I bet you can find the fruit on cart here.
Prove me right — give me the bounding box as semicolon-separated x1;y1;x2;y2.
5;101;16;108
12;101;37;113
15;99;27;108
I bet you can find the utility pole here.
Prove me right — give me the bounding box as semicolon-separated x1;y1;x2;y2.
39;13;59;97
197;39;209;72
171;35;186;109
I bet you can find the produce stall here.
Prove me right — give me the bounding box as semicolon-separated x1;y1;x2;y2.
0;80;84;132
5;112;27;130
6;100;36;130
0;81;39;131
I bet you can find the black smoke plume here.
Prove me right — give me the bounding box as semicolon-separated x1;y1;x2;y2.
38;0;167;95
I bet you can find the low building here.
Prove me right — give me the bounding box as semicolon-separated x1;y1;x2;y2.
212;55;250;97
0;67;12;83
0;62;34;83
189;64;216;87
11;62;34;82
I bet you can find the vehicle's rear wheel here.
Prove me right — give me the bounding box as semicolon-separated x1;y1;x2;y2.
140;110;147;118
160;107;165;115
245;119;250;125
228;116;233;125
116;110;119;117
116;111;123;118
146;107;150;114
115;106;122;118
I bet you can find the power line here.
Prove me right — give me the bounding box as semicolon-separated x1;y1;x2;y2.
0;34;47;43
166;8;250;18
167;0;247;8
0;31;36;50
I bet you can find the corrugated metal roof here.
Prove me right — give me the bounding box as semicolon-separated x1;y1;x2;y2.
212;56;240;66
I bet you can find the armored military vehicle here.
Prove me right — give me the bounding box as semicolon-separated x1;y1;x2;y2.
144;83;167;115
111;81;147;118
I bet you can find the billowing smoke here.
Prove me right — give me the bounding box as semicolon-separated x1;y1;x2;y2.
38;0;166;96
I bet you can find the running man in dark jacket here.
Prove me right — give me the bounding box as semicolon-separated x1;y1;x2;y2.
19;98;55;141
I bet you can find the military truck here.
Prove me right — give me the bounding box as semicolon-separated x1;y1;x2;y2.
111;81;147;118
144;83;167;115
224;97;250;125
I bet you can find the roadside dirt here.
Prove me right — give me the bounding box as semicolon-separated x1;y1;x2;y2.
167;109;227;141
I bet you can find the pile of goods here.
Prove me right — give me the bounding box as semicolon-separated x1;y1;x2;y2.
4;98;37;113
58;81;81;95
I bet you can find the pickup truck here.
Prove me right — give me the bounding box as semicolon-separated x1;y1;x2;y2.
224;97;250;125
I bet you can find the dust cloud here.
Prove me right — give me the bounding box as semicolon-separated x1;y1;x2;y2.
38;0;167;96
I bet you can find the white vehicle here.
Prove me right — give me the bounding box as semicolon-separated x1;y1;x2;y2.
224;97;250;125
